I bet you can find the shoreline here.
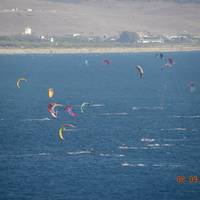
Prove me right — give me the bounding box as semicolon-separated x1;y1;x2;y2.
0;46;200;54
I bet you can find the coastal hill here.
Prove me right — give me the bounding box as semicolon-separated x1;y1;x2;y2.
0;0;200;38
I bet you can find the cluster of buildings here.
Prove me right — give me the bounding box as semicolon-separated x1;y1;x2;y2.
2;8;32;12
20;25;199;46
137;31;199;45
22;27;54;43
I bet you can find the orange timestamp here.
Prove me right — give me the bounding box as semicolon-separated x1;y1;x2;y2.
176;176;199;184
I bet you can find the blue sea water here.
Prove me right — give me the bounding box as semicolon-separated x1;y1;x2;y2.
0;52;200;200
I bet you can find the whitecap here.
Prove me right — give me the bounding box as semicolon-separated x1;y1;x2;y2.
118;146;138;150
153;106;164;110
141;138;155;142
99;153;110;157
147;143;173;147
162;144;173;147
147;143;160;147
119;146;149;150
2;152;51;158
172;115;200;119
132;106;139;111
152;164;164;167
137;163;145;167
91;104;105;107
100;112;128;116
99;153;125;157
163;138;187;142
152;163;183;168
192;128;199;132
121;161;130;166
114;154;125;157
132;106;164;111
64;128;80;132
160;128;187;131
170;128;187;131
38;153;50;156
169;164;184;168
140;147;149;149
67;150;91;155
22;117;51;122
121;162;145;167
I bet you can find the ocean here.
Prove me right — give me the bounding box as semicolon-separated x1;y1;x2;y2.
0;52;200;200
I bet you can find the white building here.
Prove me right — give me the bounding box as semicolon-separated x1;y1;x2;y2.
73;33;80;38
139;38;164;44
50;37;54;43
24;27;32;35
11;8;18;12
88;37;94;41
110;38;117;41
166;35;187;40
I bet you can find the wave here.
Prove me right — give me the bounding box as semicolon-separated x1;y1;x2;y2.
99;153;110;157
160;128;187;131
147;143;161;147
21;117;51;122
100;112;128;116
119;146;138;150
147;143;173;147
121;162;145;167
191;128;199;132
152;163;184;168
0;152;50;158
122;162;183;168
163;137;187;142
114;154;125;157
162;144;173;147
141;138;155;142
75;103;105;108
64;129;80;132
90;104;105;107
119;143;172;150
67;150;91;155
118;146;148;150
172;115;200;119
99;153;125;157
37;153;50;156
132;106;164;111
0;118;4;121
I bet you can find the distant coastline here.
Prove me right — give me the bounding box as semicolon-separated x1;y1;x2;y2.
0;46;200;54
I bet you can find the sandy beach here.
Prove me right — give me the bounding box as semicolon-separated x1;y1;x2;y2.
0;46;200;54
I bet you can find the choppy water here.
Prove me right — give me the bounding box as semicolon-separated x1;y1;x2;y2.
0;52;200;200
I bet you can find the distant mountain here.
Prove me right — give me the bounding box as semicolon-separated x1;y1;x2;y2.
0;0;200;37
43;0;81;3
176;0;200;3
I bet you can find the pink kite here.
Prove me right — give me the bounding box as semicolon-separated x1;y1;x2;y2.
65;105;78;117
